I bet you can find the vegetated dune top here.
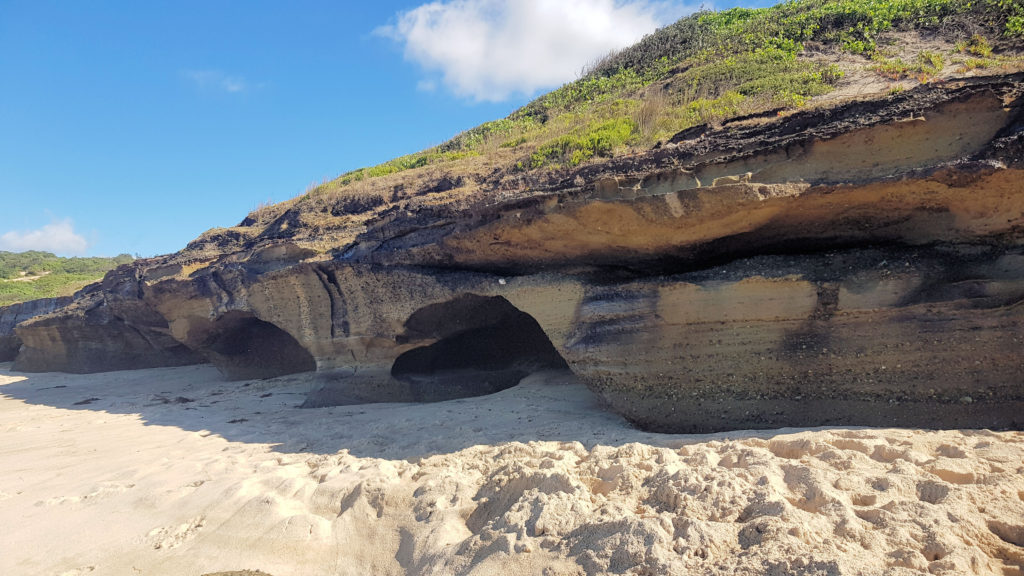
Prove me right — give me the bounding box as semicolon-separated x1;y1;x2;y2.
169;0;1024;265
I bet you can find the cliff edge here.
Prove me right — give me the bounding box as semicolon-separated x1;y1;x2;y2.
8;3;1024;432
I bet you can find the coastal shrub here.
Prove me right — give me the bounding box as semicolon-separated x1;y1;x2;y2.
529;118;637;169
958;34;994;57
871;49;951;81
335;148;479;186
499;136;528;148
958;57;992;71
917;51;945;74
511;68;648;125
688;91;747;124
700;0;1022;56
680;48;842;107
440;117;538;153
872;57;913;79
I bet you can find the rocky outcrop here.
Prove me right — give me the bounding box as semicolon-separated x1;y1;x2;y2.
0;296;72;361
12;266;203;373
11;74;1024;431
572;246;1024;432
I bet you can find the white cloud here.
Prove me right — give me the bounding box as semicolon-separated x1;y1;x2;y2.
378;0;701;102
0;219;90;255
182;69;248;93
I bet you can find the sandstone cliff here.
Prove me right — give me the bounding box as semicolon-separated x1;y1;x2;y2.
9;265;203;373
0;296;71;361
11;70;1023;432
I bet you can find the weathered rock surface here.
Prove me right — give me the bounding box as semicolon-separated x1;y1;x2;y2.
573;246;1024;432
12;74;1024;431
0;296;72;361
12;266;203;373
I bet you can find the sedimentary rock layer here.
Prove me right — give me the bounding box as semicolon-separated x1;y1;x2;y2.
11;74;1024;431
571;247;1024;432
0;296;71;362
12;267;202;373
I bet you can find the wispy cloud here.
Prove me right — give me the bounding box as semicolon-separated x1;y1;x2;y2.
377;0;703;102
0;219;89;255
182;69;249;93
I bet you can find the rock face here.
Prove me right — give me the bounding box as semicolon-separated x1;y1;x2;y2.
12;74;1024;431
572;247;1024;432
12;266;203;373
0;296;72;361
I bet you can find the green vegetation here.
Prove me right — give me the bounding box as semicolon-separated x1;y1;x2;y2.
958;33;995;57
677;47;843;105
528;117;637;169
332;148;479;188
869;47;950;80
0;251;132;306
918;51;946;73
958;56;994;71
871;56;914;79
310;0;1024;187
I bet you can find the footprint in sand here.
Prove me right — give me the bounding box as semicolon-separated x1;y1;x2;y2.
916;480;951;504
989;520;1024;548
925;459;978;485
58;567;96;576
41;482;135;506
147;515;206;550
935;443;967;458
163;478;208;499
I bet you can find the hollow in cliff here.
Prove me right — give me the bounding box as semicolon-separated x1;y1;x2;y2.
200;312;316;380
391;294;570;402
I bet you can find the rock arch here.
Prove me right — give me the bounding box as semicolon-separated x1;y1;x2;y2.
390;293;569;402
199;311;316;380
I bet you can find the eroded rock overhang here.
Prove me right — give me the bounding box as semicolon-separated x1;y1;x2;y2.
364;77;1024;273
10;74;1024;432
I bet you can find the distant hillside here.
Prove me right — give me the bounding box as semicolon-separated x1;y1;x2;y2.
0;251;133;306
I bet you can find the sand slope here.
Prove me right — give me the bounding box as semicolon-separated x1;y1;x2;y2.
1;364;1022;576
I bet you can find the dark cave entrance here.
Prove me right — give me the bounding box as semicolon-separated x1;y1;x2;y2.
202;311;316;380
390;294;569;402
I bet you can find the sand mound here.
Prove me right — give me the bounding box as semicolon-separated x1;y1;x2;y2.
1;365;1021;576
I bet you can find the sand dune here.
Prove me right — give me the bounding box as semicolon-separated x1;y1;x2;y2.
1;364;1022;576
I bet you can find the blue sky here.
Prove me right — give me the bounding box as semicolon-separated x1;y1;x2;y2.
0;0;772;257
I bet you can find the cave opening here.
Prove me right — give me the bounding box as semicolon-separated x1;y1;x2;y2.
390;294;569;402
202;311;316;381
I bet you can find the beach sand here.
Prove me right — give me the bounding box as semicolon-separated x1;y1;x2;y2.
1;363;1022;576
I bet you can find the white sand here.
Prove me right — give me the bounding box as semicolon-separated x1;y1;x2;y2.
1;363;1022;576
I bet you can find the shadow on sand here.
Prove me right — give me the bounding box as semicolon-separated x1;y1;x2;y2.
0;362;790;460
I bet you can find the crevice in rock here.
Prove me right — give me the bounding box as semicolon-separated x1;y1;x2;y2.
313;266;349;339
390;294;569;402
